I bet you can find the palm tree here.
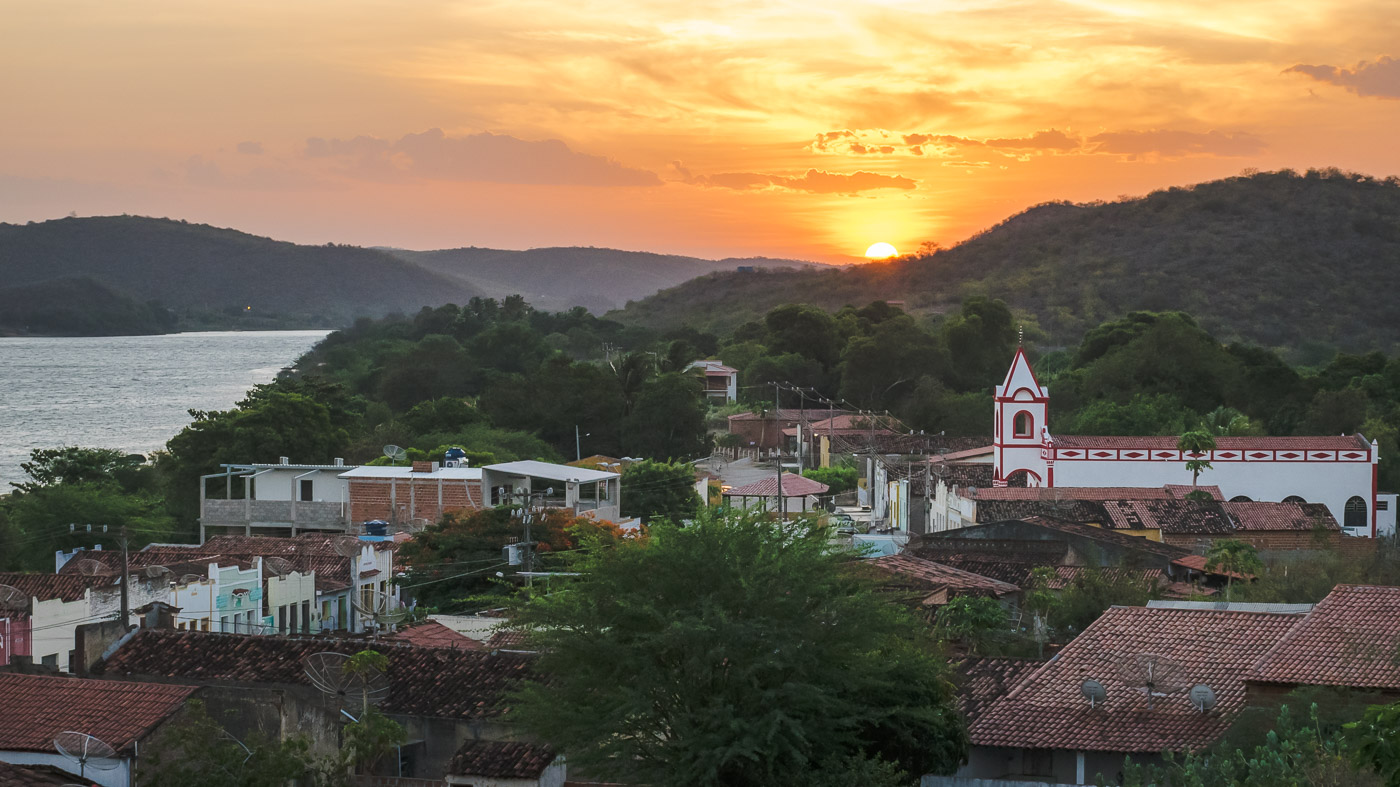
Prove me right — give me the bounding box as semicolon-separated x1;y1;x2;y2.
1178;430;1216;487
1204;539;1262;601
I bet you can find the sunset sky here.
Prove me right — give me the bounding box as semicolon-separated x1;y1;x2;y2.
3;1;1399;262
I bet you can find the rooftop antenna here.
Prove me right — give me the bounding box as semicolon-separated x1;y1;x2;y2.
351;588;410;636
0;584;26;612
264;556;294;578
1116;653;1189;710
73;559;112;578
1080;678;1107;709
382;444;408;466
302;651;390;717
53;731;120;779
1189;683;1218;713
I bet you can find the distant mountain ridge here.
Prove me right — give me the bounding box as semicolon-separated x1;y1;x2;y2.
382;246;819;313
611;170;1400;353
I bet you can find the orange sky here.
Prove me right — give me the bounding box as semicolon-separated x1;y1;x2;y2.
3;1;1399;263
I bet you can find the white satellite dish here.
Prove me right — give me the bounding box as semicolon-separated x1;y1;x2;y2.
382;444;408;465
1189;683;1217;712
1080;678;1107;708
352;589;410;633
73;559;112;578
54;731;120;777
0;584;27;612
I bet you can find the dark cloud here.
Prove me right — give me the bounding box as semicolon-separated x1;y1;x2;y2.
235;141;264;155
1087;129;1265;158
673;162;915;194
304;128;660;187
1287;56;1400;99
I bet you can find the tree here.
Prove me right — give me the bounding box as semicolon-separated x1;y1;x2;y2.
1205;539;1263;602
622;372;709;460
620;459;700;523
935;596;1005;655
3;481;178;571
13;446;146;493
802;465;857;495
1346;701;1400;786
509;508;969;786
1178;429;1217;487
139;699;320;787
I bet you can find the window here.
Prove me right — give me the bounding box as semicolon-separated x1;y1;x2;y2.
201;618;210;632
300;479;314;502
1283;495;1306;503
220;615;229;632
278;605;288;634
1013;411;1034;438
1377;499;1389;511
1345;496;1368;529
41;654;57;667
302;601;312;633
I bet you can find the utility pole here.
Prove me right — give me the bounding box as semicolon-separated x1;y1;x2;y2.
118;526;130;629
575;425;582;462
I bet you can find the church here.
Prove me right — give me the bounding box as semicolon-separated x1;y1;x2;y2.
992;348;1382;537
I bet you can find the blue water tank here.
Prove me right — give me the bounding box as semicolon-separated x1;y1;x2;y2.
363;520;389;536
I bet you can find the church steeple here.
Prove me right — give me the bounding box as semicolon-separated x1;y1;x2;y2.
993;348;1050;487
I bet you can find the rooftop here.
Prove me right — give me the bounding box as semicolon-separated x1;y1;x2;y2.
961;485;1223;502
723;472;829;498
340;465;481;480
99;629;533;720
0;762;74;786
484;460;618;483
1099;499;1235;534
1223;501;1340;532
449;739;557;779
1049;434;1372;453
1251;584;1400;690
0;572;93;603
953;657;1043;723
0;673;194;754
969;606;1301;753
871;554;1020;600
386;620;483;650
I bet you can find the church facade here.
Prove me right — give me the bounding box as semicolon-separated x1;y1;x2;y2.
992;348;1381;537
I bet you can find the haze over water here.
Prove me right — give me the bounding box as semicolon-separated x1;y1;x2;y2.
0;330;328;489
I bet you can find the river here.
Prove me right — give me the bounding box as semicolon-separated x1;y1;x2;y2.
0;330;330;489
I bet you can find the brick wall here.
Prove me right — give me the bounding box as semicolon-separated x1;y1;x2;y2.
349;480;485;526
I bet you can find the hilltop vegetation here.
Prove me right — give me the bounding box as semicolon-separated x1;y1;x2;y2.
0;216;481;332
386;245;816;314
0;277;177;336
615;169;1400;355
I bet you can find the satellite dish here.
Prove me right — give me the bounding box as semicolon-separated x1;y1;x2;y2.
142;565;173;580
1116;653;1189;710
302;652;390;714
177;573;204;586
53;731;120;776
264;556;294;578
332;535;363;558
382;444;408;465
351;589;409;634
0;584;27;612
1189;683;1217;712
1080;678;1107;708
73;559;112;577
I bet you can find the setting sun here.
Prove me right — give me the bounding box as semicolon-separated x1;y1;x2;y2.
865;242;898;259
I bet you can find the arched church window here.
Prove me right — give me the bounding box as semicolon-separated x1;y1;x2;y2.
1229;495;1253;503
1013;411;1034;438
1344;496;1367;529
1283;495;1306;504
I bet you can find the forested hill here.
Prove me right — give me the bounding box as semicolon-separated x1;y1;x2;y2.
0;216;481;331
613;170;1400;353
384;246;818;314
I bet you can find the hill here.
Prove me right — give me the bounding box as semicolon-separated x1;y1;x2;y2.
384;245;818;313
0;277;177;336
0;216;482;332
612;170;1400;353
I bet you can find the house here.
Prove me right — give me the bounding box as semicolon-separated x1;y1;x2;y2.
0;673;195;787
0;761;75;785
98;629;539;780
387;620;484;650
198;458;356;539
726;408;853;452
952;657;1043;724
481;461;621;522
992;347;1381;536
342;460;486;533
929;483;1224;534
914;516;1193;573
869;553;1020;609
0;574;92;671
959;605;1305;785
688;360;738;403
446;740;566;786
721;472;829;517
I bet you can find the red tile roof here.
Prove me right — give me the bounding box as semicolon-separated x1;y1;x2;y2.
964;486;1222;502
449;739;556;778
0;573;93;603
0;761;77;786
1223;502;1340;532
953;657;1042;723
872;554;1019;599
387;621;482;650
1251;585;1400;690
1050;434;1371;452
99;629;532;720
723;472;829;498
0;673;194;754
1100;500;1235;534
970;607;1301;753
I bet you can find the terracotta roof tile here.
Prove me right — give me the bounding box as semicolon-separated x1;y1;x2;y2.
1223;502;1340;532
969;607;1300;753
387;621;482;650
872;554;1019;598
0;572;93;603
0;761;77;786
98;629;532;720
723;472;828;498
1050;434;1371;452
953;657;1042;723
449;739;556;778
0;673;193;753
930;463;995;490
1100;500;1235;534
999;515;1190;560
1251;584;1400;690
966;486;1181;501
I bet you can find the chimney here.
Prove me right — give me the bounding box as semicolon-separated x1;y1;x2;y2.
411;461;433;474
334;457;344;467
279;456;290;465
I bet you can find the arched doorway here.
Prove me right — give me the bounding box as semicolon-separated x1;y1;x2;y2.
1005;468;1043;488
1344;496;1368;529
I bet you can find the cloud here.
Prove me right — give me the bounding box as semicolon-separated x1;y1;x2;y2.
1087;129;1265;158
1287;56;1400;99
236;141;264;155
984;129;1080;151
304;128;660;187
812;128;1082;158
672;162;915;194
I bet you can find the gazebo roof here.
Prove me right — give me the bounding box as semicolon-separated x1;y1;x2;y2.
724;472;829;498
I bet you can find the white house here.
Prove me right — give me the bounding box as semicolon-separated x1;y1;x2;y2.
199;459;357;539
481;461;621;522
689;360;739;402
991;348;1382;537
